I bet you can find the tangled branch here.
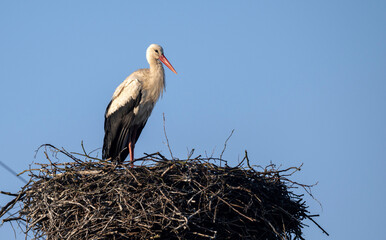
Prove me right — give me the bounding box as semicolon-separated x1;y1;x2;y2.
0;144;328;239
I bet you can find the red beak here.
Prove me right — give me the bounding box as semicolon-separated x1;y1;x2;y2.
159;55;177;74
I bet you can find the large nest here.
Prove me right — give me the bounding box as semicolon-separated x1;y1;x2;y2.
0;145;327;239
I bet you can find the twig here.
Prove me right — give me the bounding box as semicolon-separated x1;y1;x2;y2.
162;113;174;160
306;215;329;236
220;129;234;160
0;161;28;184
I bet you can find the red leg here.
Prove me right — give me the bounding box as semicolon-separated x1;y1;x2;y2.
128;141;135;167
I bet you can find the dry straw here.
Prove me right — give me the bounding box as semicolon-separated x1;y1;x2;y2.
0;144;327;239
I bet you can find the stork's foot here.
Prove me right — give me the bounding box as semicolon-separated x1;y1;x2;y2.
129;159;135;168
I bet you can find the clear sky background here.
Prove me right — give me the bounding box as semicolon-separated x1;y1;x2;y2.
0;1;385;239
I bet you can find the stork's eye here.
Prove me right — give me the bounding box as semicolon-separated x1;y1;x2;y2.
155;50;159;53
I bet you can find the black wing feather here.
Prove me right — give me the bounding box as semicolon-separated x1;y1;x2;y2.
102;91;142;161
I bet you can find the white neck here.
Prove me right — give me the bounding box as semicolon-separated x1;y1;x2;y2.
146;58;165;101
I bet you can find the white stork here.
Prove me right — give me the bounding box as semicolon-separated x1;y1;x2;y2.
102;44;177;165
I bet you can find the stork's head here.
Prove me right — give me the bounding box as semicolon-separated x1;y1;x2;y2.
146;44;177;74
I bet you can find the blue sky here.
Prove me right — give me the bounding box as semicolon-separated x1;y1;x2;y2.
1;1;385;239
